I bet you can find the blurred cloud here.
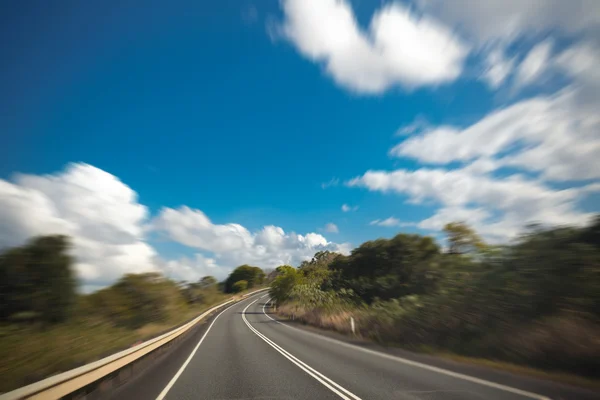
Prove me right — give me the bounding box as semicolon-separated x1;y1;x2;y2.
152;207;351;274
370;217;416;228
321;177;340;189
341;204;359;212
390;89;600;181
0;163;350;289
480;47;515;89
349;166;596;241
279;0;469;93
0;163;158;286
324;223;339;233
418;0;600;44
514;40;554;88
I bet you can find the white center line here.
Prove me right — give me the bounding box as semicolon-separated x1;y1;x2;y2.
156;295;260;400
242;298;362;400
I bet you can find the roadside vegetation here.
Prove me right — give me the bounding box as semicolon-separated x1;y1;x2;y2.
270;217;600;384
0;235;267;393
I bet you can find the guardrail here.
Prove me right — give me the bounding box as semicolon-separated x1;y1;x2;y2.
0;288;269;400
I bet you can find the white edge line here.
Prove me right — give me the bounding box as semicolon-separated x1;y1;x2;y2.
262;299;551;400
155;294;260;400
242;298;362;400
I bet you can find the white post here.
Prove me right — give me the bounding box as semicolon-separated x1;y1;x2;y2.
350;317;355;335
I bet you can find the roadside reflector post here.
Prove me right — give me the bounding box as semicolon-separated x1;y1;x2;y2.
350;317;355;336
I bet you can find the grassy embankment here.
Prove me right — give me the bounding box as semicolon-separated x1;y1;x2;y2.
0;288;264;394
270;219;600;390
275;303;600;390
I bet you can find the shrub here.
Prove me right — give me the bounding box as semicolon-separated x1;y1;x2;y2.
232;280;248;293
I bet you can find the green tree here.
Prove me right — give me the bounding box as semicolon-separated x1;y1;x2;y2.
198;276;218;288
232;280;248;293
443;222;486;255
87;272;186;329
299;250;340;271
329;234;440;303
0;235;76;323
224;265;265;292
269;265;303;304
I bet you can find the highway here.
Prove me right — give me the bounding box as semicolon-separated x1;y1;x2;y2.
112;293;598;400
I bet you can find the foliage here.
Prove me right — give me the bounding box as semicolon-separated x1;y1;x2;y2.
86;273;186;329
198;276;218;288
328;234;441;303
273;217;600;379
443;221;487;255
232;280;248;293
224;265;265;293
179;276;222;306
269;265;303;304
299;250;340;274
0;235;76;324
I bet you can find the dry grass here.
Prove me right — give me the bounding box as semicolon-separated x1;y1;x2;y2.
275;305;600;390
277;303;359;335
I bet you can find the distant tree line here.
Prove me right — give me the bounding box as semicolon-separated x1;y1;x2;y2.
0;236;268;328
270;216;600;379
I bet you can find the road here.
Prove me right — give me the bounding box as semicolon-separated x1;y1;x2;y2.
113;293;598;400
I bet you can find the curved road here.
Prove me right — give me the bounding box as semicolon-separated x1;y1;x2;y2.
113;293;597;400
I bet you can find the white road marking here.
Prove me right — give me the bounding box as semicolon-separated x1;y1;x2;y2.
261;298;551;400
155;295;259;400
242;298;362;400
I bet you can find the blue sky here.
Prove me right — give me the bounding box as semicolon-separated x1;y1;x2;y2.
1;0;599;290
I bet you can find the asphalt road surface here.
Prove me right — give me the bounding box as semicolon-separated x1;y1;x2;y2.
113;293;599;400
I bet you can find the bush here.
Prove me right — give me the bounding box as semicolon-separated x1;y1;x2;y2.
86;273;186;329
232;280;248;293
272;217;600;379
224;265;265;293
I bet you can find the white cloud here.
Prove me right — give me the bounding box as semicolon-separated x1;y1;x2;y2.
279;0;469;93
321;177;340;189
395;116;431;136
419;0;600;44
349;167;595;239
152;206;254;253
515;40;553;87
370;217;416;228
152;207;351;271
556;42;600;85
341;203;359;212
324;223;339;233
160;253;220;283
0;163;353;289
0;163;158;287
390;89;600;181
415;1;599;92
416;206;522;243
555;42;600;112
480;47;515;88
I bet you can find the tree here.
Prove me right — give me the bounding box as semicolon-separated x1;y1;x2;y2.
87;272;186;328
443;222;486;255
198;276;218;288
232;280;248;293
299;250;340;276
328;234;440;303
224;265;265;292
269;266;302;304
0;235;76;323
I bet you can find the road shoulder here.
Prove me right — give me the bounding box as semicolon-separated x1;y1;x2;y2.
265;309;600;400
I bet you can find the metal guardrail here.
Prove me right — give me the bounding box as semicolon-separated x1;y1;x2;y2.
0;288;269;400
